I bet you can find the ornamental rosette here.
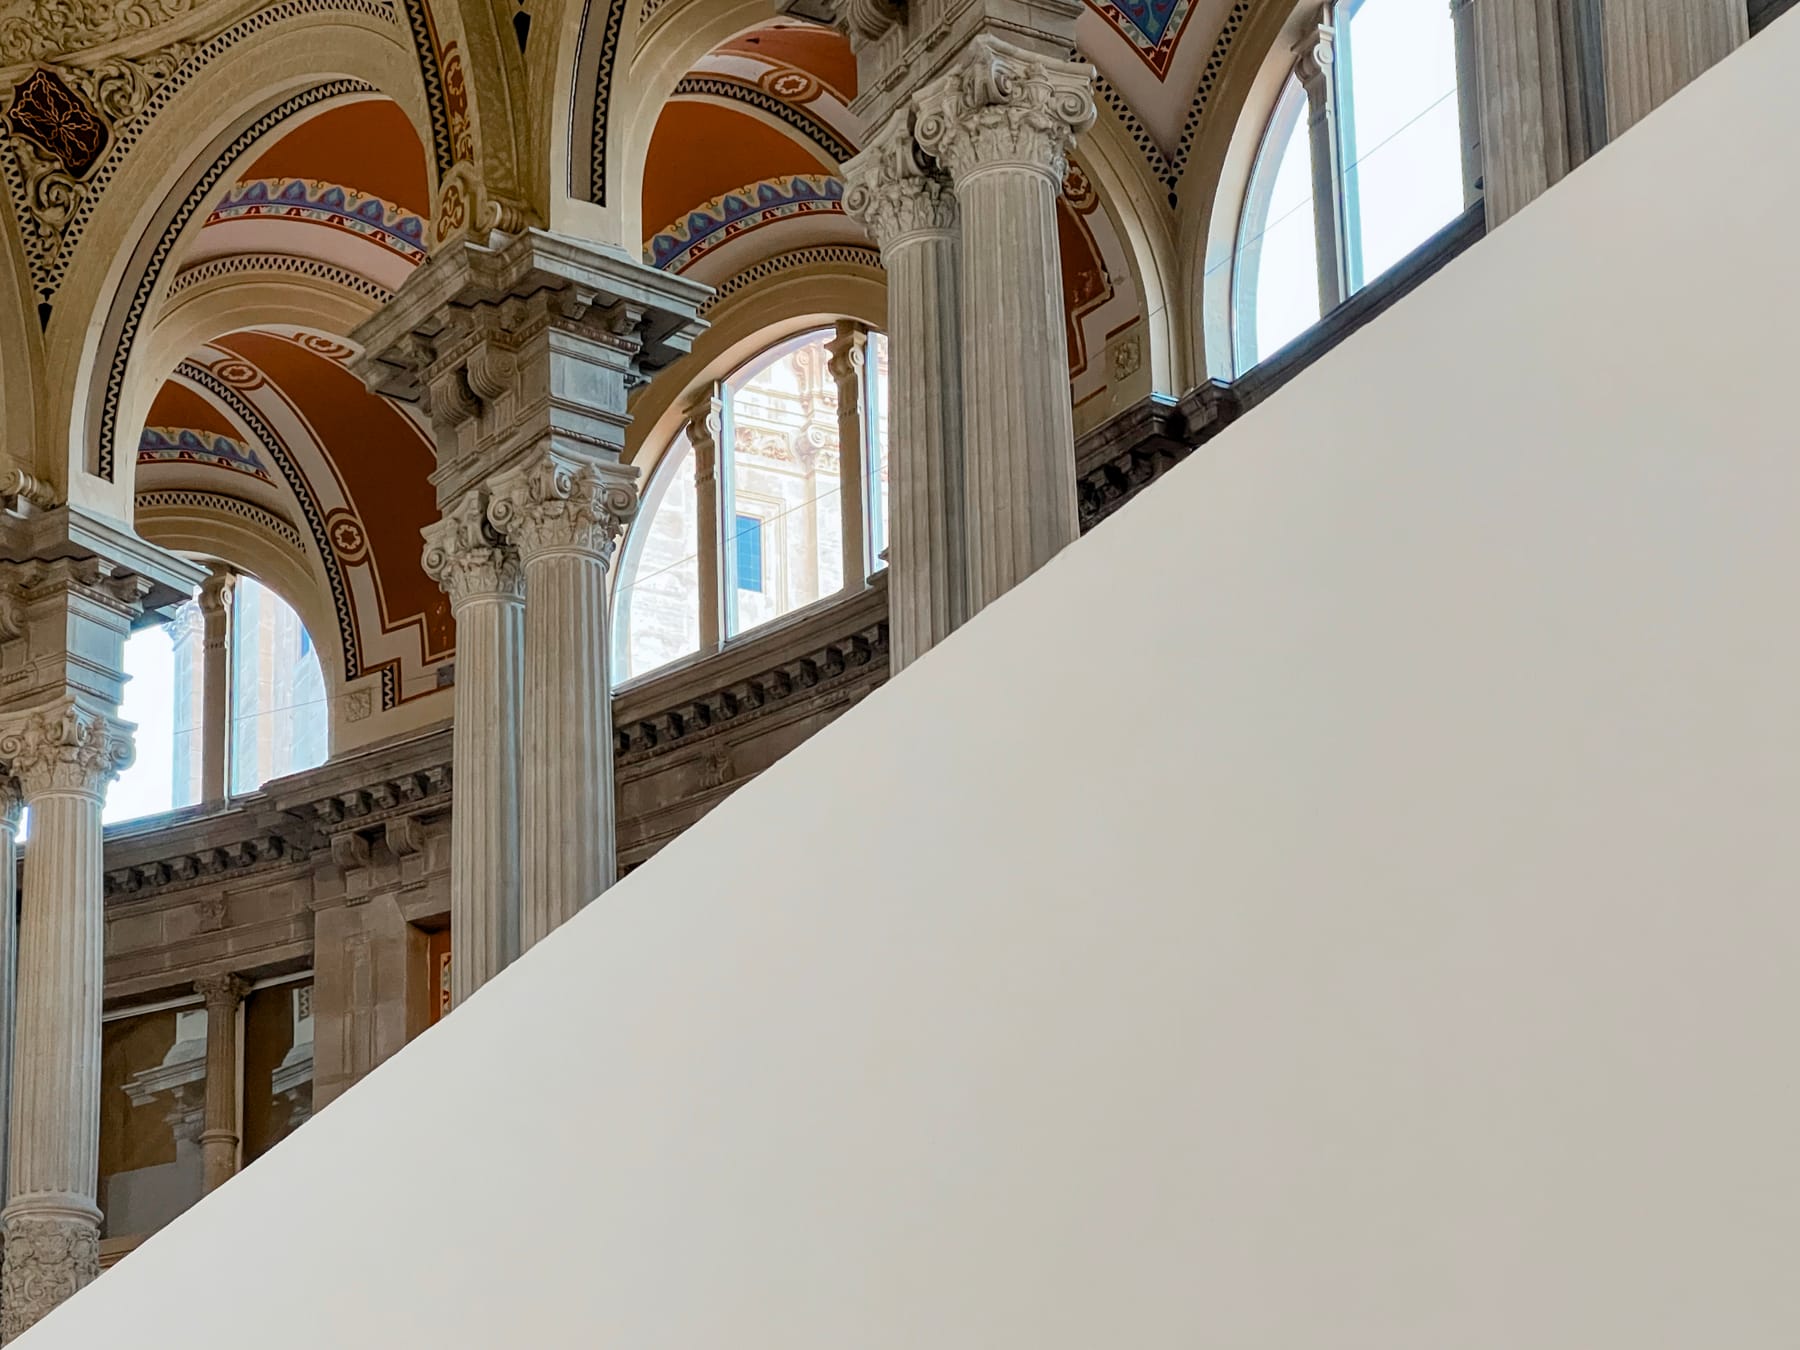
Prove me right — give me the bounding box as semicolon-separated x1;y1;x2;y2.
486;452;639;566
0;1214;101;1341
0;699;133;801
913;35;1098;185
842;111;958;251
422;490;524;605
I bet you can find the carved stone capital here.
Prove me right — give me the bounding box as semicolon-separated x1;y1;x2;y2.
193;973;251;1013
0;1213;100;1341
422;490;524;606
913;36;1097;186
843;112;958;251
0;699;133;801
486;453;638;567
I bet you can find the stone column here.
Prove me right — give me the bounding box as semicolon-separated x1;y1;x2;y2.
845;109;971;668
0;781;20;1206
0;701;131;1341
197;569;234;805
193;974;249;1194
1475;0;1604;227
488;453;635;951
1600;0;1744;137
422;490;524;1006
826;323;869;589
681;388;725;651
915;37;1094;618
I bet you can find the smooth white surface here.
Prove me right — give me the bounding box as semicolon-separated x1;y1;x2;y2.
30;19;1800;1347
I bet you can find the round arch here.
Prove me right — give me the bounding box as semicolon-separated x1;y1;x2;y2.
44;11;429;519
1175;0;1309;381
133;495;344;753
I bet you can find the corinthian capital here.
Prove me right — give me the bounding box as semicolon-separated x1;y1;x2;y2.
913;35;1097;185
843;111;958;251
194;973;251;1012
422;490;524;606
0;698;133;802
486;452;638;567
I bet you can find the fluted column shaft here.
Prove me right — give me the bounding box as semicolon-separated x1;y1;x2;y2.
194;975;249;1194
0;702;131;1342
423;492;524;1006
916;37;1095;617
1600;0;1744;136
489;453;635;951
0;783;20;1207
846;112;971;671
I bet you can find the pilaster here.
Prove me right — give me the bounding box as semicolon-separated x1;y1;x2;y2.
680;388;725;652
0;780;19;1207
825;323;869;588
193;974;249;1194
197;569;233;805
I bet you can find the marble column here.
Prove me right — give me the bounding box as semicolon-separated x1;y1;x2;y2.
488;452;635;951
422;490;524;1006
680;388;725;651
915;37;1094;618
194;974;249;1194
1599;0;1744;137
0;781;19;1207
197;569;234;805
844;109;970;669
0;701;131;1341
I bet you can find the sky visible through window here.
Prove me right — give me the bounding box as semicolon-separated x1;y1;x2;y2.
1236;0;1463;366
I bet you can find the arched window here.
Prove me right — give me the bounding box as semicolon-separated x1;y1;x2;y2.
1233;0;1466;371
108;600;205;824
614;323;891;684
229;575;327;795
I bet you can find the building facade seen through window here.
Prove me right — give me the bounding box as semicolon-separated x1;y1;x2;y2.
614;324;891;684
1233;0;1466;369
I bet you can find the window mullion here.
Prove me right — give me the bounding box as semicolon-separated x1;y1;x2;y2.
1295;8;1353;311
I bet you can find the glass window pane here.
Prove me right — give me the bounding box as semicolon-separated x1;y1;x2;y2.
865;331;890;575
230;577;327;795
108;602;203;825
614;433;703;682
1234;78;1320;371
242;980;314;1164
722;330;845;637
99;1006;208;1239
1338;0;1463;289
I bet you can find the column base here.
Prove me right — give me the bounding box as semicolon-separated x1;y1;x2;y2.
1;1211;101;1341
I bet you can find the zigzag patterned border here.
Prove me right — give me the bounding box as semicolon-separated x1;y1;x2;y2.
1082;0;1254;209
400;0;456;178
647;175;844;273
673;74;856;164
135;489;307;553
96;80;374;481
588;0;625;205
177;357;364;691
167;252;395;306
700;243;883;316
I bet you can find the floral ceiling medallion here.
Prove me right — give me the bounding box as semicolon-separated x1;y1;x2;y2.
5;67;107;174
